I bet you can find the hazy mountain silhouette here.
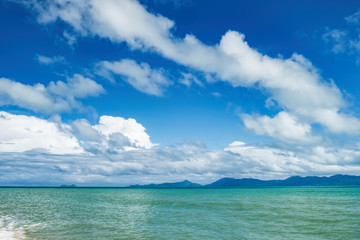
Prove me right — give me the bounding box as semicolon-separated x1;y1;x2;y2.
207;174;360;187
130;180;202;188
129;175;360;188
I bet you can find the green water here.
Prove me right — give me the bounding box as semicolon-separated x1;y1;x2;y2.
0;187;359;239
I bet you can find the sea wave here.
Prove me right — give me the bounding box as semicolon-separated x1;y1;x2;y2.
0;216;27;240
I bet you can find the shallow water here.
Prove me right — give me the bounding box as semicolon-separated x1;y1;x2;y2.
0;187;359;239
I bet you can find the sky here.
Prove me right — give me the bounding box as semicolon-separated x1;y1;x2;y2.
1;0;360;186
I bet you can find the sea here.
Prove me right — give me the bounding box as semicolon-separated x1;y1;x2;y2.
0;187;359;240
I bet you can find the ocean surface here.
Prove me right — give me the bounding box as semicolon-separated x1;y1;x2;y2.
0;187;359;240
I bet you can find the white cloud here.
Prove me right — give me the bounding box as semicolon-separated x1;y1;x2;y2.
179;72;203;87
322;29;347;54
242;112;320;143
345;10;360;24
0;77;68;114
28;0;175;48
0;110;154;157
228;141;246;147
0;111;83;154
218;32;347;120
1;138;360;185
72;115;154;154
63;31;77;45
224;141;360;177
0;110;359;186
48;73;105;99
77;115;155;153
0;74;104;114
216;31;358;136
94;115;154;149
323;10;360;62
323;27;360;55
36;54;66;65
98;59;171;96
312;108;360;134
72;119;102;142
211;92;222;98
25;0;360;138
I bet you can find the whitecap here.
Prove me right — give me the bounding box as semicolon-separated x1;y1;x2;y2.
0;216;27;240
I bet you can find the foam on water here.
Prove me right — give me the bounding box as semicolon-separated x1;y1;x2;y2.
0;216;27;240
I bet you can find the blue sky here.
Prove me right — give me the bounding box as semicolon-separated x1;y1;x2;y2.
1;0;360;186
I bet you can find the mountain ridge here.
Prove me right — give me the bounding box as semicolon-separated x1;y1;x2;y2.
129;174;360;188
130;180;202;188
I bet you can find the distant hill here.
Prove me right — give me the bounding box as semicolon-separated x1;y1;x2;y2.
130;180;202;188
206;174;360;187
128;175;360;188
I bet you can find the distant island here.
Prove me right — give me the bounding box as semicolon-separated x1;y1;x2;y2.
129;174;360;188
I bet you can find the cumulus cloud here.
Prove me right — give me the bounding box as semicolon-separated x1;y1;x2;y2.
97;59;171;96
0;111;154;157
47;73;105;99
23;0;360;140
0;111;83;154
0;77;68;114
0;74;104;114
72;119;102;142
218;32;353;133
72;115;154;153
242;112;320;143
36;54;66;65
94;115;154;149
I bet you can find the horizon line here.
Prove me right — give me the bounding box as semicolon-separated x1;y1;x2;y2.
1;174;359;188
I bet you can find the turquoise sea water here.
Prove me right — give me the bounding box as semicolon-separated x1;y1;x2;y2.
0;187;359;240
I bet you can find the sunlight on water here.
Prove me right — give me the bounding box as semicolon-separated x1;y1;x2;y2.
0;187;359;240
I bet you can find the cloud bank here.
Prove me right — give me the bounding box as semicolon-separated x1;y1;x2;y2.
0;109;359;185
1;128;360;185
